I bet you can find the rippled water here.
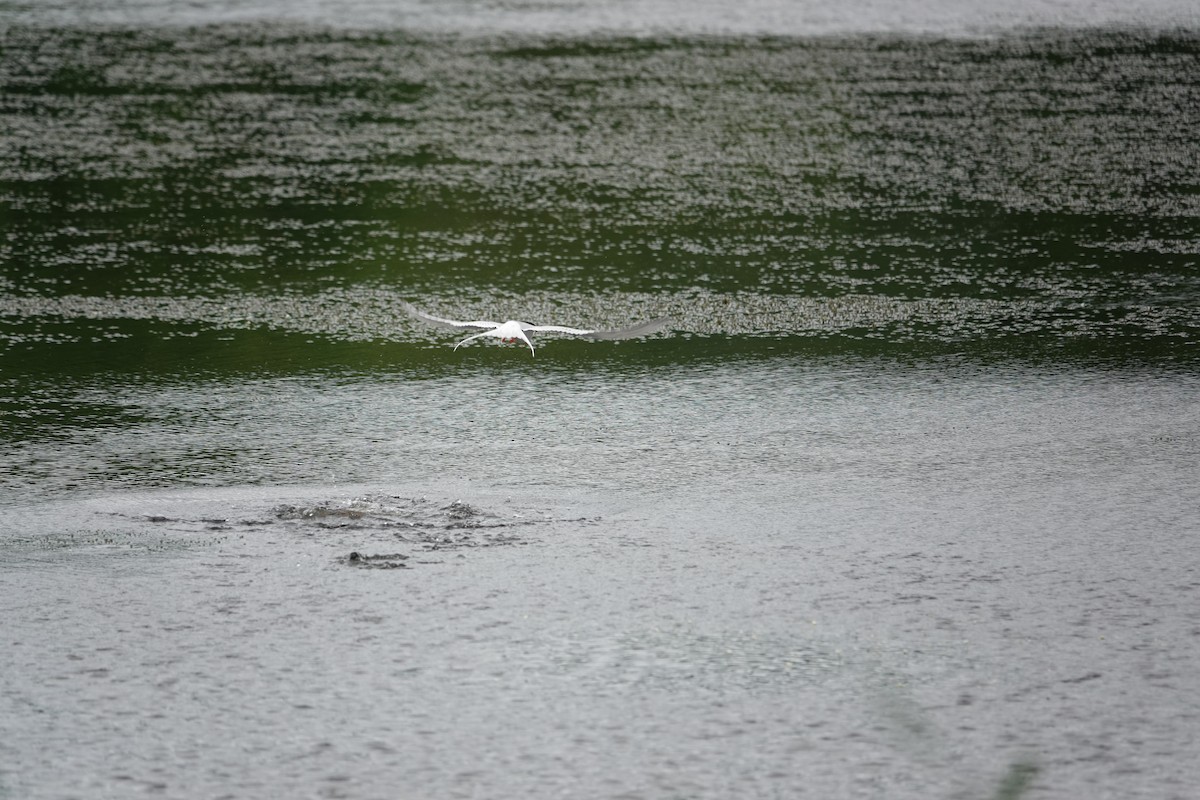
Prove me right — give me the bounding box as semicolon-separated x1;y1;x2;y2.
2;5;1200;799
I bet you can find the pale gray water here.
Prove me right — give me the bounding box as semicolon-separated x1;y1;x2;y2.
9;0;1200;34
3;1;1200;797
4;360;1200;798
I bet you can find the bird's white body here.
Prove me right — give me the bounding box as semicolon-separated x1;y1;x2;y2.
455;319;586;356
402;303;667;356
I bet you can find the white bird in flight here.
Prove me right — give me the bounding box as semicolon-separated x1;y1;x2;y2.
402;302;669;356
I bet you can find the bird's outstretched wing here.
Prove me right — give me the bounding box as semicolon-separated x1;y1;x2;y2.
402;302;499;330
521;324;596;336
576;318;671;340
523;318;671;339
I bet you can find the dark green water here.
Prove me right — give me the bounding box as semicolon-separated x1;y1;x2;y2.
4;27;1199;380
2;21;1199;800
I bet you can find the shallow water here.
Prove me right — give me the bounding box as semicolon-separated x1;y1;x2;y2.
2;5;1200;799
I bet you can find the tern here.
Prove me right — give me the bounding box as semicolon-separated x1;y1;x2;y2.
402;302;669;356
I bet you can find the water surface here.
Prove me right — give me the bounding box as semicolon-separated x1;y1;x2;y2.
2;8;1199;799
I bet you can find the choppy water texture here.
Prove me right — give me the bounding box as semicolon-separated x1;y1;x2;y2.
2;5;1200;800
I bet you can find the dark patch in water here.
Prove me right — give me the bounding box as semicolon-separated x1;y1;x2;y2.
1061;671;1102;684
64;493;552;568
347;551;409;569
269;494;543;565
445;499;482;521
274;503;367;525
991;760;1040;800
